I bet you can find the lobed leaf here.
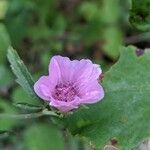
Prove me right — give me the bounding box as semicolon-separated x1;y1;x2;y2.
62;46;150;149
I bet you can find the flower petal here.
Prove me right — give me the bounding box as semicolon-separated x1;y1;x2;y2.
72;59;102;85
34;76;52;101
79;81;104;104
49;57;102;85
50;97;80;112
49;56;72;84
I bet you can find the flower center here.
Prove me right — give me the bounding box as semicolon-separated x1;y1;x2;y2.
53;83;76;102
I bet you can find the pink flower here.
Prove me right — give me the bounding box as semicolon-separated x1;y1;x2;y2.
34;56;104;112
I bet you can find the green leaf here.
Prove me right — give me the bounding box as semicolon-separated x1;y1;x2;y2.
0;0;9;19
14;103;43;112
12;87;42;107
52;15;67;35
24;124;65;150
0;23;11;63
0;99;17;130
79;2;100;21
101;0;122;59
102;27;122;59
62;46;150;149
129;0;150;31
7;47;43;106
0;131;10;139
101;0;121;24
0;65;12;88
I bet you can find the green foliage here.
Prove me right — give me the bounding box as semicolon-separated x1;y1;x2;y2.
101;0;121;24
79;2;100;21
62;46;150;149
102;27;122;59
0;0;8;19
101;0;122;59
5;0;65;52
14;102;42;112
0;24;11;63
7;47;43;106
24;124;65;150
12;87;42;106
0;65;12;88
130;0;150;31
0;99;17;130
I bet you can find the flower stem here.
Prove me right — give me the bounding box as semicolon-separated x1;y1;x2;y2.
0;109;58;119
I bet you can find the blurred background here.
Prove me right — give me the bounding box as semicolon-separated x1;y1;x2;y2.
0;0;150;149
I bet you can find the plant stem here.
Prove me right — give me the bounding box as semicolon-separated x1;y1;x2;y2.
125;32;150;44
0;109;58;119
